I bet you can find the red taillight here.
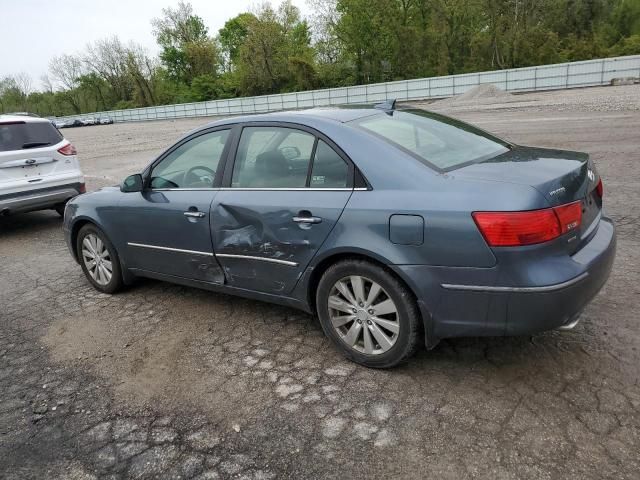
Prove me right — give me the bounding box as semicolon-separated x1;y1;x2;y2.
473;210;560;246
596;178;603;198
473;201;582;247
79;183;86;194
57;143;77;156
554;201;582;234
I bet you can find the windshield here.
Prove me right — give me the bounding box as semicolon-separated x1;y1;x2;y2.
351;110;510;171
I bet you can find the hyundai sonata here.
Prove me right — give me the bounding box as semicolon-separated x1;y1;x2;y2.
63;104;615;367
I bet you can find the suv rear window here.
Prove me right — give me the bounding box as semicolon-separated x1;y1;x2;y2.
351;110;509;171
0;121;63;152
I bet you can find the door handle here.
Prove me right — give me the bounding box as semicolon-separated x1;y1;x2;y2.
184;211;206;218
293;215;322;224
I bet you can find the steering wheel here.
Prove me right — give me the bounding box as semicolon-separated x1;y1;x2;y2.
184;166;216;187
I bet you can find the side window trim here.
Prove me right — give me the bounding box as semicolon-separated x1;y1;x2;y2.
144;126;235;190
220;124;243;188
304;137;320;188
221;121;359;190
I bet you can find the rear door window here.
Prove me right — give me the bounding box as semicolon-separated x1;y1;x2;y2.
0;121;63;152
231;127;316;188
310;140;349;188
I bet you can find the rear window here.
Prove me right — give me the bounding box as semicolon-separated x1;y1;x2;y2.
351;110;509;171
0;121;63;152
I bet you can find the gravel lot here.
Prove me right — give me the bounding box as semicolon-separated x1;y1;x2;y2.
1;84;639;479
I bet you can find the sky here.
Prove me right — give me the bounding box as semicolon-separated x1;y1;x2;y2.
0;0;309;89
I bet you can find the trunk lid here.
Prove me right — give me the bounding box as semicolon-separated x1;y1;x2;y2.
455;146;602;251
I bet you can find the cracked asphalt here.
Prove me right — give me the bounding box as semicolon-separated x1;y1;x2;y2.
1;85;639;479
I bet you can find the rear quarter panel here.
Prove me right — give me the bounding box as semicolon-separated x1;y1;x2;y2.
314;174;549;269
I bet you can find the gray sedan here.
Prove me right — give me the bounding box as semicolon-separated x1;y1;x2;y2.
63;105;615;367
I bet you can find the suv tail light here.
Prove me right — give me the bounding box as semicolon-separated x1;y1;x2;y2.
473;201;582;247
58;143;77;156
79;183;86;194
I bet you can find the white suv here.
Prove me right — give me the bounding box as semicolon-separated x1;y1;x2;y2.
0;115;85;216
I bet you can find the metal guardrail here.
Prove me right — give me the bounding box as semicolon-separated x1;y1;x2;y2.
57;55;640;123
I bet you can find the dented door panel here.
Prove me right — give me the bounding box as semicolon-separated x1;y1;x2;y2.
211;190;352;294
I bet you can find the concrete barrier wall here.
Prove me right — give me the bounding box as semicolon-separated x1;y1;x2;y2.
57;55;640;123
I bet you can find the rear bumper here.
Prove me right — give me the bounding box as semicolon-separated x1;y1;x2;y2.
0;182;83;215
503;220;615;335
397;217;616;340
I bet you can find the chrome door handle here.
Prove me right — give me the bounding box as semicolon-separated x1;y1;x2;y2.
184;211;206;218
293;216;322;224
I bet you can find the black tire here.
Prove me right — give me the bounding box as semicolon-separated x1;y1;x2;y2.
76;224;124;294
54;202;66;217
316;259;421;368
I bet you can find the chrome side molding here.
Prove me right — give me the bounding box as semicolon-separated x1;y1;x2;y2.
216;253;298;267
127;242;214;257
126;243;299;266
440;272;589;293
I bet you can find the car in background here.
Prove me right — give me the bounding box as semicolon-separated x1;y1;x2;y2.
82;117;97;126
98;117;114;125
62;105;615;368
1;114;85;216
53;119;67;129
65;119;84;128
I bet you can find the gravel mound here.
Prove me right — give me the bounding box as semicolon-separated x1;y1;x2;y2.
437;84;512;106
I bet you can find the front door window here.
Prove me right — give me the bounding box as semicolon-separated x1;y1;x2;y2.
151;129;230;189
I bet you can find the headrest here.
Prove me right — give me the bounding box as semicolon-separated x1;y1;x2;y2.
255;150;288;177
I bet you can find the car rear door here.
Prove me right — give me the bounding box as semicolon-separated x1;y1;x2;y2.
211;123;355;294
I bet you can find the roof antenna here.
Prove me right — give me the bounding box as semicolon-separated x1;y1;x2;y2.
374;99;397;114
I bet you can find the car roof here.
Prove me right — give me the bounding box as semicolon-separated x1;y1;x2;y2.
0;114;51;124
201;107;383;130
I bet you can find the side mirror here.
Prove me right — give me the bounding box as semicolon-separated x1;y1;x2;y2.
121;174;143;193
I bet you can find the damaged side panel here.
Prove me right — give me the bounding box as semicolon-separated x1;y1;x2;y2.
211;190;352;294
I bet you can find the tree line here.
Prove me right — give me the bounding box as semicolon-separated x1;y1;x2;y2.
1;0;639;117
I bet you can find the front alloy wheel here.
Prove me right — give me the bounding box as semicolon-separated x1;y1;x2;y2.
76;224;123;294
81;233;113;286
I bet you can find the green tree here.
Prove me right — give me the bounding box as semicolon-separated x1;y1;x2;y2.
235;1;316;95
218;13;257;71
152;1;219;85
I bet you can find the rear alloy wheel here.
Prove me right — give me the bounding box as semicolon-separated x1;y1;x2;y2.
316;259;421;368
76;224;123;294
329;276;400;354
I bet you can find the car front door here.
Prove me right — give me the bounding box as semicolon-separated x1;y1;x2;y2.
211;124;354;294
118;128;231;283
